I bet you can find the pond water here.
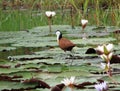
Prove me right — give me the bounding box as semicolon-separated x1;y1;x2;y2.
0;25;120;91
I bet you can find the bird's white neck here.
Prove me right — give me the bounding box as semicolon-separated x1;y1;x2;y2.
56;31;62;41
57;34;59;41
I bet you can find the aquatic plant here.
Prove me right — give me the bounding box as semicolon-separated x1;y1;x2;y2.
96;44;113;75
96;43;118;84
61;76;75;91
81;19;88;32
94;81;108;91
0;0;120;31
45;11;56;32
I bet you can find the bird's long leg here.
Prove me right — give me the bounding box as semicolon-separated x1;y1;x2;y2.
70;50;75;65
65;50;75;65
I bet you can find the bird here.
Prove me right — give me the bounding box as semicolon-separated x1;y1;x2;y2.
56;30;76;52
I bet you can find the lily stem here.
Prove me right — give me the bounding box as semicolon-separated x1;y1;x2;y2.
48;17;52;32
107;71;118;85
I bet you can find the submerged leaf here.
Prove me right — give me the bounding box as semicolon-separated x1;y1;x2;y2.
23;78;50;89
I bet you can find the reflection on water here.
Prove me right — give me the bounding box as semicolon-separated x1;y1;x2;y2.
0;46;51;60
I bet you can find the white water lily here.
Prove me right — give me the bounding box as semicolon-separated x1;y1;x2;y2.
108;52;113;60
100;52;113;62
100;62;110;71
45;11;56;17
51;11;56;16
106;44;113;53
61;76;75;87
96;45;104;53
100;54;107;61
81;19;88;26
95;82;108;91
96;44;113;54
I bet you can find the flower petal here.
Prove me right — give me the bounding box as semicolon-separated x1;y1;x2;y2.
100;54;108;62
96;45;104;53
81;19;88;25
94;82;108;91
100;63;106;69
106;44;113;52
45;11;52;17
70;76;75;84
108;52;113;60
103;45;109;55
61;76;75;86
51;11;56;16
45;11;56;17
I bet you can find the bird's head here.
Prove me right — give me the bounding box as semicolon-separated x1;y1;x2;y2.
56;30;62;41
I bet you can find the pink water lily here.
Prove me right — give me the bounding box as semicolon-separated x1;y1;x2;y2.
95;82;108;91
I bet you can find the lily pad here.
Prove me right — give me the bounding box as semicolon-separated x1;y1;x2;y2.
0;46;16;52
0;25;120;91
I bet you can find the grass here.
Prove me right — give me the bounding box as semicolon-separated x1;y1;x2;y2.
0;0;120;31
0;10;46;31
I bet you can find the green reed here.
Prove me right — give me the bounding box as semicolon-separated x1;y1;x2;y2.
0;0;120;31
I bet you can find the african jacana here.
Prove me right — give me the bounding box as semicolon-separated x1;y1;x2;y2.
56;30;76;52
56;30;76;65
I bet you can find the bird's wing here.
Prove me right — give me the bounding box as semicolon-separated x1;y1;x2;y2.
59;38;75;49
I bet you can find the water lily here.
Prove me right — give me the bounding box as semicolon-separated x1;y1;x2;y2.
106;44;113;52
81;19;88;31
96;44;113;55
45;11;56;32
100;62;110;72
61;76;75;87
100;52;113;62
94;82;108;91
96;45;104;53
45;11;56;18
81;19;88;26
103;44;113;55
100;62;112;76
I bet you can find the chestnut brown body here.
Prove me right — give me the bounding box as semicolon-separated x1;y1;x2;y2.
59;38;75;52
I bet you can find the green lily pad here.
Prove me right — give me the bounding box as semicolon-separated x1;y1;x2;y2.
0;46;16;51
0;25;120;91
